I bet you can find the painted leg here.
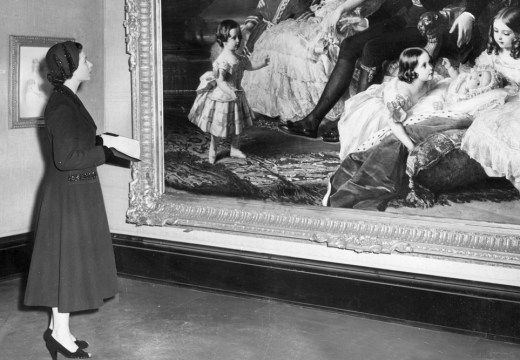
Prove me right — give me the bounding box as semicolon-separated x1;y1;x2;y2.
209;135;219;164
230;135;246;159
284;57;356;138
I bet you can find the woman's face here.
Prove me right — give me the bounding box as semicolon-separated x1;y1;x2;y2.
73;50;93;82
493;18;517;51
415;51;433;82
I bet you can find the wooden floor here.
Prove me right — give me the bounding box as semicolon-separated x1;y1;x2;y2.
3;277;520;360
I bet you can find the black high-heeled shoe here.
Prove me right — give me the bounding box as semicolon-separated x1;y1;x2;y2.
44;330;91;360
44;328;89;349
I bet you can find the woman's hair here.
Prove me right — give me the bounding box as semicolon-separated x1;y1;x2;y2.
487;6;520;59
398;47;428;84
46;41;83;86
215;19;241;47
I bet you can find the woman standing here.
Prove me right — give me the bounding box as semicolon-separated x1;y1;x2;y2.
24;41;118;359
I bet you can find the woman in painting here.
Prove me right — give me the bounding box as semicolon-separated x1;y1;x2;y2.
24;41;118;359
461;6;520;191
242;0;386;123
241;0;316;54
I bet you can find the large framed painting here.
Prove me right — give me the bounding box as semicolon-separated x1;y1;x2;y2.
124;0;520;268
8;35;73;129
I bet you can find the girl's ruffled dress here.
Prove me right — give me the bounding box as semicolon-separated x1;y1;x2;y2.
189;51;255;138
461;51;520;191
337;77;439;161
242;0;384;123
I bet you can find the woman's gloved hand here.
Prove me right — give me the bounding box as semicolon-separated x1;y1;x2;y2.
102;146;115;162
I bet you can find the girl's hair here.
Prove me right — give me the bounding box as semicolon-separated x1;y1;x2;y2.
487;6;520;59
398;47;428;83
215;19;241;47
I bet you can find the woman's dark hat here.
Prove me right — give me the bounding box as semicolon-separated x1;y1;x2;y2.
45;41;82;85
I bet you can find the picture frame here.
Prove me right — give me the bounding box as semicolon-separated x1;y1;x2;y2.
8;35;73;129
124;0;520;269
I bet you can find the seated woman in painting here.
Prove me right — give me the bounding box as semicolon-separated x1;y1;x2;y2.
241;0;386;123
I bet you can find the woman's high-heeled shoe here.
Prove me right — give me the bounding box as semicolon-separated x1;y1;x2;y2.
44;328;89;349
44;330;91;360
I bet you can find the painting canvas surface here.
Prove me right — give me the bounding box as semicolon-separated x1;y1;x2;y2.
161;0;520;226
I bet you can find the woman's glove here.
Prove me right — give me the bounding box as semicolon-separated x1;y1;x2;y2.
95;135;104;146
102;146;115;162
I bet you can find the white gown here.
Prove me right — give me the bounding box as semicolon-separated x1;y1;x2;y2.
337;77;436;161
242;0;384;123
461;50;520;191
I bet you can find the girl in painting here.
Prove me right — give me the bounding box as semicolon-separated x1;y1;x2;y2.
462;6;520;191
188;20;270;163
336;47;440;160
323;47;473;210
24;41;118;359
241;0;385;123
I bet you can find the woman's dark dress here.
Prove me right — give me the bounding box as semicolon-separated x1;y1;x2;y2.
24;86;118;313
326;117;473;210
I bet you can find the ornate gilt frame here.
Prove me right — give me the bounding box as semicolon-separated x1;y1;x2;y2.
124;0;520;269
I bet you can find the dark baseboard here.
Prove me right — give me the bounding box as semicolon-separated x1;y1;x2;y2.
3;232;520;343
112;233;520;343
0;233;32;280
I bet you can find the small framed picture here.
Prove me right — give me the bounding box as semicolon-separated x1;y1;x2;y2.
9;35;73;129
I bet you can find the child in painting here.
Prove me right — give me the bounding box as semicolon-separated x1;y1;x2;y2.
461;6;520;191
337;47;435;160
323;48;474;210
353;61;505;155
188;19;270;164
437;59;504;108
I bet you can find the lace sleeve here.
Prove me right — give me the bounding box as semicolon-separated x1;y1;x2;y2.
213;59;232;76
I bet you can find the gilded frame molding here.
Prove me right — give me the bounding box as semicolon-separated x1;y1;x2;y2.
124;0;520;269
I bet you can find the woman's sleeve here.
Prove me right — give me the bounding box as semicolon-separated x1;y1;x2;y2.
288;0;313;20
464;0;487;18
47;105;105;171
245;0;267;25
